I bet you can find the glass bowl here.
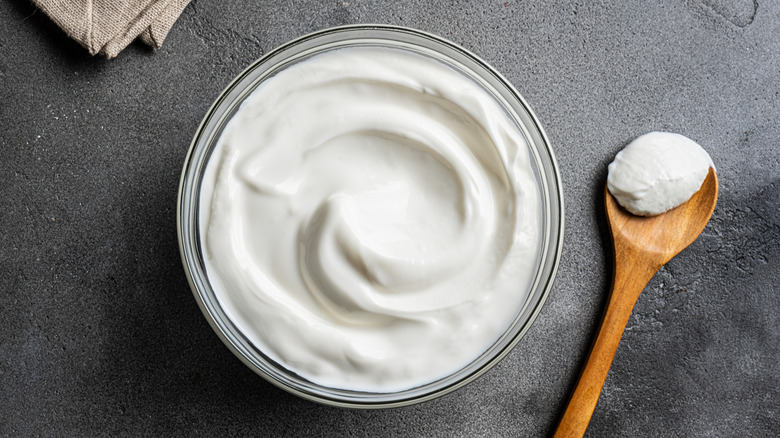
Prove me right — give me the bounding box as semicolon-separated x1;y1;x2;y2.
177;24;564;408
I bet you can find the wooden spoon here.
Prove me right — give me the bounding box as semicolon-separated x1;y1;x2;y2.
553;167;718;438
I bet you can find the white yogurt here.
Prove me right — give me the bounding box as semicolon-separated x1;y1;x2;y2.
607;132;714;216
199;47;541;392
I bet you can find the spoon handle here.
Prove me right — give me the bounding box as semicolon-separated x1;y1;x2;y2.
553;253;659;438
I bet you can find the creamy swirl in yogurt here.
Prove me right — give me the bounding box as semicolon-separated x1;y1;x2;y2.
199;46;542;392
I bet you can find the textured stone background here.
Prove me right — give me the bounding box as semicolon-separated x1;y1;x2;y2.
1;0;778;436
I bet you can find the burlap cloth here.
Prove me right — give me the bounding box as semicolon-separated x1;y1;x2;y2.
32;0;191;58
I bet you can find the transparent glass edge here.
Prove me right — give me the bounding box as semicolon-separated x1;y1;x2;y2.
177;24;565;409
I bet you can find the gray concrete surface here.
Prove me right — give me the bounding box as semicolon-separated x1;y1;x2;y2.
1;0;778;436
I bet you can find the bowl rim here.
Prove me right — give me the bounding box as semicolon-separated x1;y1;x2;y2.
177;23;565;409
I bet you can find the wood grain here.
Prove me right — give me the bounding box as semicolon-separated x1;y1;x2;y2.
553;168;718;438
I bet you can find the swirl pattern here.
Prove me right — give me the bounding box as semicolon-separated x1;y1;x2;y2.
200;46;541;391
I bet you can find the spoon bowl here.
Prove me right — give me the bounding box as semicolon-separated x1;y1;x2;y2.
607;167;719;261
554;168;718;437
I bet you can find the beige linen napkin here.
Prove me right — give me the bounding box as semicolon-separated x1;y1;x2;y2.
32;0;191;58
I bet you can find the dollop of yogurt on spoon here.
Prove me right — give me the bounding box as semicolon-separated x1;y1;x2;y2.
607;131;714;216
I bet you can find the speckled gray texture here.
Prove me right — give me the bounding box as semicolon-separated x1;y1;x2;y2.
1;0;778;436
